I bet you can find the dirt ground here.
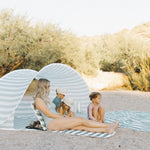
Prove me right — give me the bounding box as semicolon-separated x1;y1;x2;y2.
0;90;150;150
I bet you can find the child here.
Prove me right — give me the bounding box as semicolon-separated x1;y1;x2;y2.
57;97;74;117
87;92;105;123
52;88;66;111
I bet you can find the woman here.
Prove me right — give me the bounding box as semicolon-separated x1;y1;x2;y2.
34;78;119;134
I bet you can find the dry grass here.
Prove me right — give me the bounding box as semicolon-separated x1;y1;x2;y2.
25;79;37;95
25;71;128;95
82;70;128;91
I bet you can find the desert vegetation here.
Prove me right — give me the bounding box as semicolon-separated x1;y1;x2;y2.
0;9;150;91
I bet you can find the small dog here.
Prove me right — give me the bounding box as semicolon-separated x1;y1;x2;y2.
29;120;42;129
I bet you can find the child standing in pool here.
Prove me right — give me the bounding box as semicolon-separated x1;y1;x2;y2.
87;92;105;123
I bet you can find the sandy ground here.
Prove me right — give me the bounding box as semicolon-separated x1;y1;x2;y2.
0;90;150;150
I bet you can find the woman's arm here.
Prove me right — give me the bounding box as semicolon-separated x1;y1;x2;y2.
35;98;61;119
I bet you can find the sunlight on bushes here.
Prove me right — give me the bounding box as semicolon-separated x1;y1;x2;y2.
0;9;150;92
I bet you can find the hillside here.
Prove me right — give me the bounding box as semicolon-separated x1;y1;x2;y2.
81;21;150;91
131;22;150;42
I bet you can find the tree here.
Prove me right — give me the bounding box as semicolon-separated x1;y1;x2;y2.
0;9;33;76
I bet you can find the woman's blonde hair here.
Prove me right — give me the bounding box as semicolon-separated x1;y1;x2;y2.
33;78;50;103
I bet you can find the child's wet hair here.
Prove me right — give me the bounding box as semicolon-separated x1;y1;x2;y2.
89;92;101;100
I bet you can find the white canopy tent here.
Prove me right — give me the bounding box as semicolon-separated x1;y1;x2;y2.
0;63;90;129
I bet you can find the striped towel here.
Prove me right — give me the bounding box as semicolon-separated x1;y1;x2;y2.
14;101;150;138
14;101;116;138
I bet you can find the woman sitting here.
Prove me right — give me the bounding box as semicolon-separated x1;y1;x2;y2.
34;78;119;134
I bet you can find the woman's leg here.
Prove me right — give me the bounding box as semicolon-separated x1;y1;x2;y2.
47;117;117;131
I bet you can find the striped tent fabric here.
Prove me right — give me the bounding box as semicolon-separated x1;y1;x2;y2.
36;63;91;104
0;114;14;129
0;64;90;126
0;69;38;129
0;63;90;129
14;101;36;129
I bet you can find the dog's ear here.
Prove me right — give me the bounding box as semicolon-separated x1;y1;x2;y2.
33;121;37;126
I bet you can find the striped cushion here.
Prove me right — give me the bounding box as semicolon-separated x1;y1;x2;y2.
31;103;47;131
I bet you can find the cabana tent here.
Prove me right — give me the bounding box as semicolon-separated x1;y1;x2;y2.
0;63;90;129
